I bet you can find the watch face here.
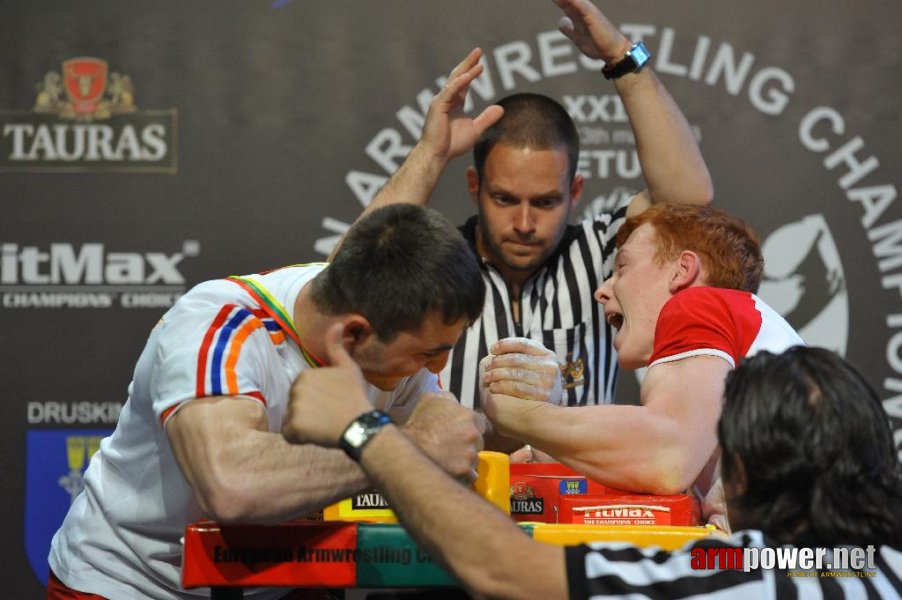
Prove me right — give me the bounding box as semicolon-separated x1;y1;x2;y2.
603;42;652;80
341;410;392;458
631;43;651;68
343;421;368;448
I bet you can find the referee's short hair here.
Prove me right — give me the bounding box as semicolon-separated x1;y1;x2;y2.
473;93;580;184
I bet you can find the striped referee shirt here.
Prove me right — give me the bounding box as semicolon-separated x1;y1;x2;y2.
440;209;626;410
566;530;902;599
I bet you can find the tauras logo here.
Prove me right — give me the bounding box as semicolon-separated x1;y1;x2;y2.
3;122;168;163
352;493;391;509
0;57;177;173
1;242;198;286
510;499;544;514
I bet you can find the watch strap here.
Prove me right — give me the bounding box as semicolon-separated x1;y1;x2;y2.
340;410;392;461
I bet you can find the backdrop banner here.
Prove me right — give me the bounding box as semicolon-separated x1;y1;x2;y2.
1;1;899;596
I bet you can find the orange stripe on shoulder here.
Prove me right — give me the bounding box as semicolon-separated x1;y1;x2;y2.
224;318;266;395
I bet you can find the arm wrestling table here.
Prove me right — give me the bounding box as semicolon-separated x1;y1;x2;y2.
182;519;713;599
181;452;713;598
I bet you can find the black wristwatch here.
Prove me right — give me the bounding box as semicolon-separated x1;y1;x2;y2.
340;410;392;461
602;41;652;80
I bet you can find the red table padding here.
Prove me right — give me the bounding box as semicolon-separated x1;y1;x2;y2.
182;520;358;589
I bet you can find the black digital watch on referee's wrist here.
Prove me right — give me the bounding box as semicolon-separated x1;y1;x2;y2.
602;41;652;80
340;410;392;461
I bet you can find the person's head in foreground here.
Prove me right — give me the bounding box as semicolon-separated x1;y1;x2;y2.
721;346;902;547
595;203;763;368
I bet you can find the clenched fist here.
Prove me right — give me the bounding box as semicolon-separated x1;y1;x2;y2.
401;392;486;482
480;337;563;404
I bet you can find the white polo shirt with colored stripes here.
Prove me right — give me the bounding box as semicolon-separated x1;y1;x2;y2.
48;264;437;600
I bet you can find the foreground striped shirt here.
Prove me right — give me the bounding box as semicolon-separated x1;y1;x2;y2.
566;530;902;599
441;210;626;409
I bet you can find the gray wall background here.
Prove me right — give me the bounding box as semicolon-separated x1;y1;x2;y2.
1;1;900;596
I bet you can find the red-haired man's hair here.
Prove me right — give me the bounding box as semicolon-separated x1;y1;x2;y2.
616;204;763;293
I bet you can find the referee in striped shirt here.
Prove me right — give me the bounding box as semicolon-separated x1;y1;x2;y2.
343;0;713;452
287;344;902;599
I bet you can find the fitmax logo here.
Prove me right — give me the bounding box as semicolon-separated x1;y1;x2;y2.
599;507;655;518
0;241;199;285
